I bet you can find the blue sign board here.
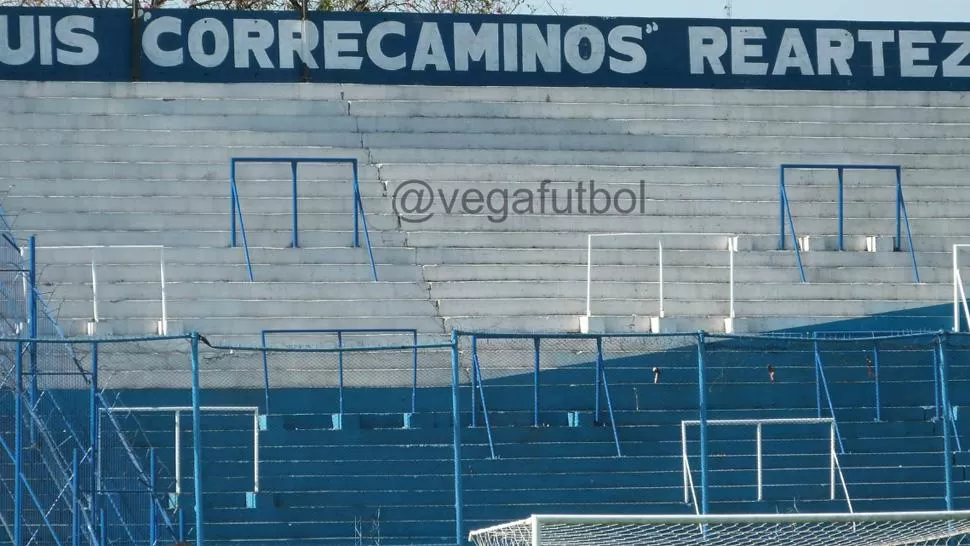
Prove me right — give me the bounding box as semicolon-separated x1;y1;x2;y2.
2;7;970;89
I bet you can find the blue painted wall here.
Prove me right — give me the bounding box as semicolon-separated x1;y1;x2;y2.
4;8;970;89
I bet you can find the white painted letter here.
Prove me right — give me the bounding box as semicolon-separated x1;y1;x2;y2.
858;29;893;77
503;23;518;71
563;24;605;74
142;15;182;68
942;30;970;77
54;15;98;66
454;22;499;71
366;20;405;71
234;19;274;69
0;16;36;66
772;28;813;75
688;26;726;75
522;24;561;72
412;22;450;71
323;20;362;70
278;20;318;69
816;28;854;76
899;29;937;77
731;26;768;76
608;25;646;74
187;18;229;68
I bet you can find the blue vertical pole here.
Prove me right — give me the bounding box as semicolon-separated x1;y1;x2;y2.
178;508;185;542
291;160;299;249
895;168;902;252
100;508;106;546
90;341;100;527
72;448;79;546
449;330;464;546
260;331;270;415
872;343;881;422
229;160;237;247
190;333;205;546
696;332;709;516
27;235;37;445
352;160;360;248
837;168;844;251
939;336;954;511
149;447;157;546
933;343;941;421
594;337;602;424
411;331;418;415
337;332;344;417
778;167;786;250
814;336;822;418
533;337;540;427
470;336;478;428
13;341;22;546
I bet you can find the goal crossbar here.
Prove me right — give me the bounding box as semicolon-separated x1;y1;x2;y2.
470;511;970;546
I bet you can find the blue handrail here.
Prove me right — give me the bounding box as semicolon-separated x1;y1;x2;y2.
260;328;419;415
470;337;496;459
595;337;622;457
778;163;920;283
778;171;807;282
229;157;379;282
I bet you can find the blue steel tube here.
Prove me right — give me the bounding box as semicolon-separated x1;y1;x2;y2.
27;235;37;443
938;337;954;511
778;167;786;250
190;333;205;546
100;509;106;546
933;344;941;421
352;160;360;248
470;337;478;428
872;344;881;422
837;168;844;251
337;332;344;417
260;331;271;415
594;337;604;424
149;447;157;546
90;341;100;527
72;448;79;546
291;160;299;249
895;169;902;252
411;331;418;415
449;330;464;546
13;341;22;546
696;332;709;516
533;337;540;427
815;339;822;418
229;161;237;247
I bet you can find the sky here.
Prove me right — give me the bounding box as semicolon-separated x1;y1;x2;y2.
546;0;970;22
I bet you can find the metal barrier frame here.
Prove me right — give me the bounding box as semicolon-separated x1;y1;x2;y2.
228;156;378;282
259;328;420;416
777;164;920;284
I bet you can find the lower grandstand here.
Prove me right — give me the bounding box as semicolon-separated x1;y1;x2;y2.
5;7;970;546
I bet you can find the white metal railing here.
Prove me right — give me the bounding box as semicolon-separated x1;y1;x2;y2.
585;233;737;320
680;417;853;512
34;245;168;334
953;244;970;332
102;406;261;498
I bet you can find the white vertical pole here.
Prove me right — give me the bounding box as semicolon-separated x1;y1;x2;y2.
756;423;762;501
175;410;181;497
681;422;689;503
531;515;541;546
160;246;168;336
658;241;665;318
830;422;836;500
91;255;99;323
253;410;260;493
955;245;960;332
729;237;736;319
586;235;593;318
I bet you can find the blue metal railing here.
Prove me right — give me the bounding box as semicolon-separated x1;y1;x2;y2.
812;336;846;454
469;336;496;459
778;164;921;283
229;157;378;282
260;328;420;416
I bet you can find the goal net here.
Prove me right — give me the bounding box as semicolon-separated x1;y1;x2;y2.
468;512;970;546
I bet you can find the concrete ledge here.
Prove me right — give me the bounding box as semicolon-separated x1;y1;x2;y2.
650;316;726;334
579;315;651;334
331;413;359;431
567;411;594;428
86;321;113;336
798;235;871;252
403;412;436;429
246;492;273;509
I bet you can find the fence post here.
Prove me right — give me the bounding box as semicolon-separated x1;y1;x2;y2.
352;160;361;248
337;332;344;417
72;448;79;546
814;336;822;418
778;167;786;250
470;336;478;428
872;342;881;422
190;332;205;546
895;168;902;252
696;331;709;516
90;340;100;531
836;168;844;251
449;330;464;546
27;235;37;444
229;160;237;247
933;342;941;421
411;330;418;415
532;337;540;427
13;341;22;546
594;336;603;425
260;331;271;415
938;335;954;511
149;447;157;546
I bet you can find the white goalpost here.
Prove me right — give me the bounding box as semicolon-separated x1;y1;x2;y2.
469;511;970;546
